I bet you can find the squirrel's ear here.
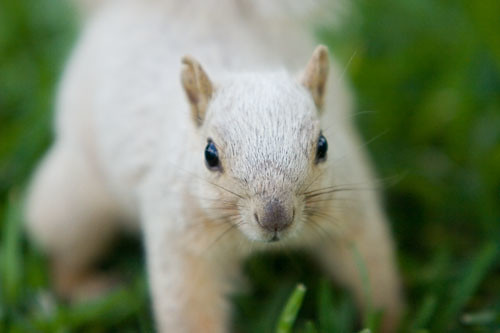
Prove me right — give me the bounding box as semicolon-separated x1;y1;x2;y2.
181;56;214;126
300;45;329;111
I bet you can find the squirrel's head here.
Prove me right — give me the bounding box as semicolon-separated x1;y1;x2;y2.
181;45;330;242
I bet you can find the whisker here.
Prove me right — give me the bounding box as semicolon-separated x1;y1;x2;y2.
307;217;343;242
210;212;240;220
204;205;240;211
305;211;346;241
304;186;375;200
305;197;358;205
325;129;391;173
302;181;374;195
337;49;357;85
204;181;246;200
303;173;407;200
206;220;243;251
297;169;327;195
304;209;338;221
348;110;376;119
197;197;238;204
360;129;390;148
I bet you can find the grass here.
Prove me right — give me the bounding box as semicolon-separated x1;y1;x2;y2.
1;0;499;332
276;284;307;333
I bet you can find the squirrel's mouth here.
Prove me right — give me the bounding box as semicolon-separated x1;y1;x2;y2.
269;233;280;242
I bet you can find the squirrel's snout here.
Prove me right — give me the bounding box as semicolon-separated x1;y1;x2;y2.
254;199;294;233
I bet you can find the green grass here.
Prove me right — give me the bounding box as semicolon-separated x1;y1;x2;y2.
1;0;499;332
276;284;307;333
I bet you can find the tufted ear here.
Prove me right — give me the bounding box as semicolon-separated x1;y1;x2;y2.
300;45;330;111
181;56;214;126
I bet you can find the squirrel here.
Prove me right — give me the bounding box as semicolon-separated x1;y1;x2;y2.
25;0;404;332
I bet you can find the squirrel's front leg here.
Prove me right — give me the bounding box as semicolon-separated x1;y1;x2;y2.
310;212;404;333
142;204;238;333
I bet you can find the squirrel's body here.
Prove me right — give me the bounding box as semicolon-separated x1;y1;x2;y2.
26;1;403;331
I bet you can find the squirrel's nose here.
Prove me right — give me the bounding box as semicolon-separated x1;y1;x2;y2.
255;199;294;232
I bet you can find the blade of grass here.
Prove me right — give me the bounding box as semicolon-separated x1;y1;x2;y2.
336;293;356;333
410;294;437;330
246;280;296;333
303;321;318;333
32;277;147;330
276;283;307;333
317;279;336;332
434;242;498;331
317;280;355;333
1;190;23;305
461;310;496;326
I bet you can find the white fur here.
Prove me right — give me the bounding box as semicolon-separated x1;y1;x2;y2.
26;1;403;332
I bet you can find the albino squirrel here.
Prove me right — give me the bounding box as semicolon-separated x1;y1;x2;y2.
26;0;403;331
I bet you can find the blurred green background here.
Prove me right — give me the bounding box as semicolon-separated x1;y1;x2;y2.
1;0;499;332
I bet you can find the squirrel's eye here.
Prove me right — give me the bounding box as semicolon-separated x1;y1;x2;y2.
205;140;220;170
316;133;328;163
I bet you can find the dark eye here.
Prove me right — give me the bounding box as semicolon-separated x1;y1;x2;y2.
205;139;220;170
316;133;328;163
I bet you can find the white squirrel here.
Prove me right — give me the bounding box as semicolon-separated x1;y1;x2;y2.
26;0;403;331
